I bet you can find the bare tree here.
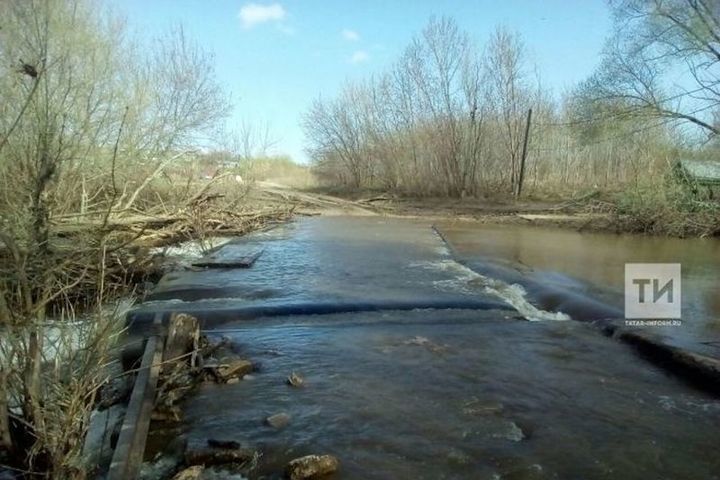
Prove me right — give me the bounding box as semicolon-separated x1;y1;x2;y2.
302;15;679;202
485;27;532;192
406;17;471;196
234;118;278;160
0;1;231;475
579;0;720;138
303;87;375;188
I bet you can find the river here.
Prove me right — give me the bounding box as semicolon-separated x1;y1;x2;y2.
134;216;720;479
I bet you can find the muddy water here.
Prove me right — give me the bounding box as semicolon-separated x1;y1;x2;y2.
436;221;720;355
144;217;720;479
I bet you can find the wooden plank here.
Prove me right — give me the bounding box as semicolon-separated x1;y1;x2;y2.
191;249;263;269
163;312;200;368
108;314;164;480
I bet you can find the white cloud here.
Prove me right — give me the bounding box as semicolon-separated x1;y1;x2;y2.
349;50;369;64
341;29;360;42
239;3;286;29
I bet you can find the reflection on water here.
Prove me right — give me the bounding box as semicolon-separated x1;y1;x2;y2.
186;311;720;480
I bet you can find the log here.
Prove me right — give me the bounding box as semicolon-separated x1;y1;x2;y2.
163;313;200;368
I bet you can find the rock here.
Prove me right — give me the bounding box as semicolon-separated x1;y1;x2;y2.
212;359;254;382
172;466;204;480
139;454;184;480
265;412;290;429
207;438;241;449
110;413;123;448
402;335;449;354
156;360;202;412
226;377;240;385
287;372;304;387
285;454;340;480
492;421;525;442
185;447;255;466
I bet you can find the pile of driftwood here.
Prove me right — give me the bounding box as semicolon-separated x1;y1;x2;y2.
55;192;294;249
0;192;294;314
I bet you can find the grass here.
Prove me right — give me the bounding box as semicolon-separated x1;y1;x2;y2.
614;177;720;237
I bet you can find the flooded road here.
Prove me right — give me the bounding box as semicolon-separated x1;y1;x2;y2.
137;216;720;479
188;312;720;480
436;221;720;356
139;217;559;322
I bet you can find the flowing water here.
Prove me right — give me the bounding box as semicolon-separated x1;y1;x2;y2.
136;216;720;479
435;220;720;356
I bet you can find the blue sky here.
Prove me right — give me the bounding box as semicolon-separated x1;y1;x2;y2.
116;1;612;162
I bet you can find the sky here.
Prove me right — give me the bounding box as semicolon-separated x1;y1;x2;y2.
115;0;612;163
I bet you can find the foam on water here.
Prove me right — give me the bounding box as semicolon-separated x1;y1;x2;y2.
150;236;233;259
414;259;570;322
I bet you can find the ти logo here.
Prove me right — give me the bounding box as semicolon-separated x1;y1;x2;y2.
624;263;681;319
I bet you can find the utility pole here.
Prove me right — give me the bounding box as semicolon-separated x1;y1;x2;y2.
515;108;532;198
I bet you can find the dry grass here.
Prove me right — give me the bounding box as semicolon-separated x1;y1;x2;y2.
0;303;127;478
238;155;317;190
614;178;720;237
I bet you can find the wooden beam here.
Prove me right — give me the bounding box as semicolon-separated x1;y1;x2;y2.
108;314;164;480
191;249;263;269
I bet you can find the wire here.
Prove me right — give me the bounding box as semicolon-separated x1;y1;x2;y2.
534;86;712;128
531;103;717;153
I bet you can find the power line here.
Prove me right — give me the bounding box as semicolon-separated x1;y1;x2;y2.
531;103;717;153
534;86;713;128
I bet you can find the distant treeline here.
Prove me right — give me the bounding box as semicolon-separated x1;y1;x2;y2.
303;2;720;199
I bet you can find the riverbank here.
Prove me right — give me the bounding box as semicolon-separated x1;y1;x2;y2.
298;187;719;238
0;178;297;478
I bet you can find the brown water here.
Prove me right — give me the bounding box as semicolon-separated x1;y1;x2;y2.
436;221;720;355
138;216;720;479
